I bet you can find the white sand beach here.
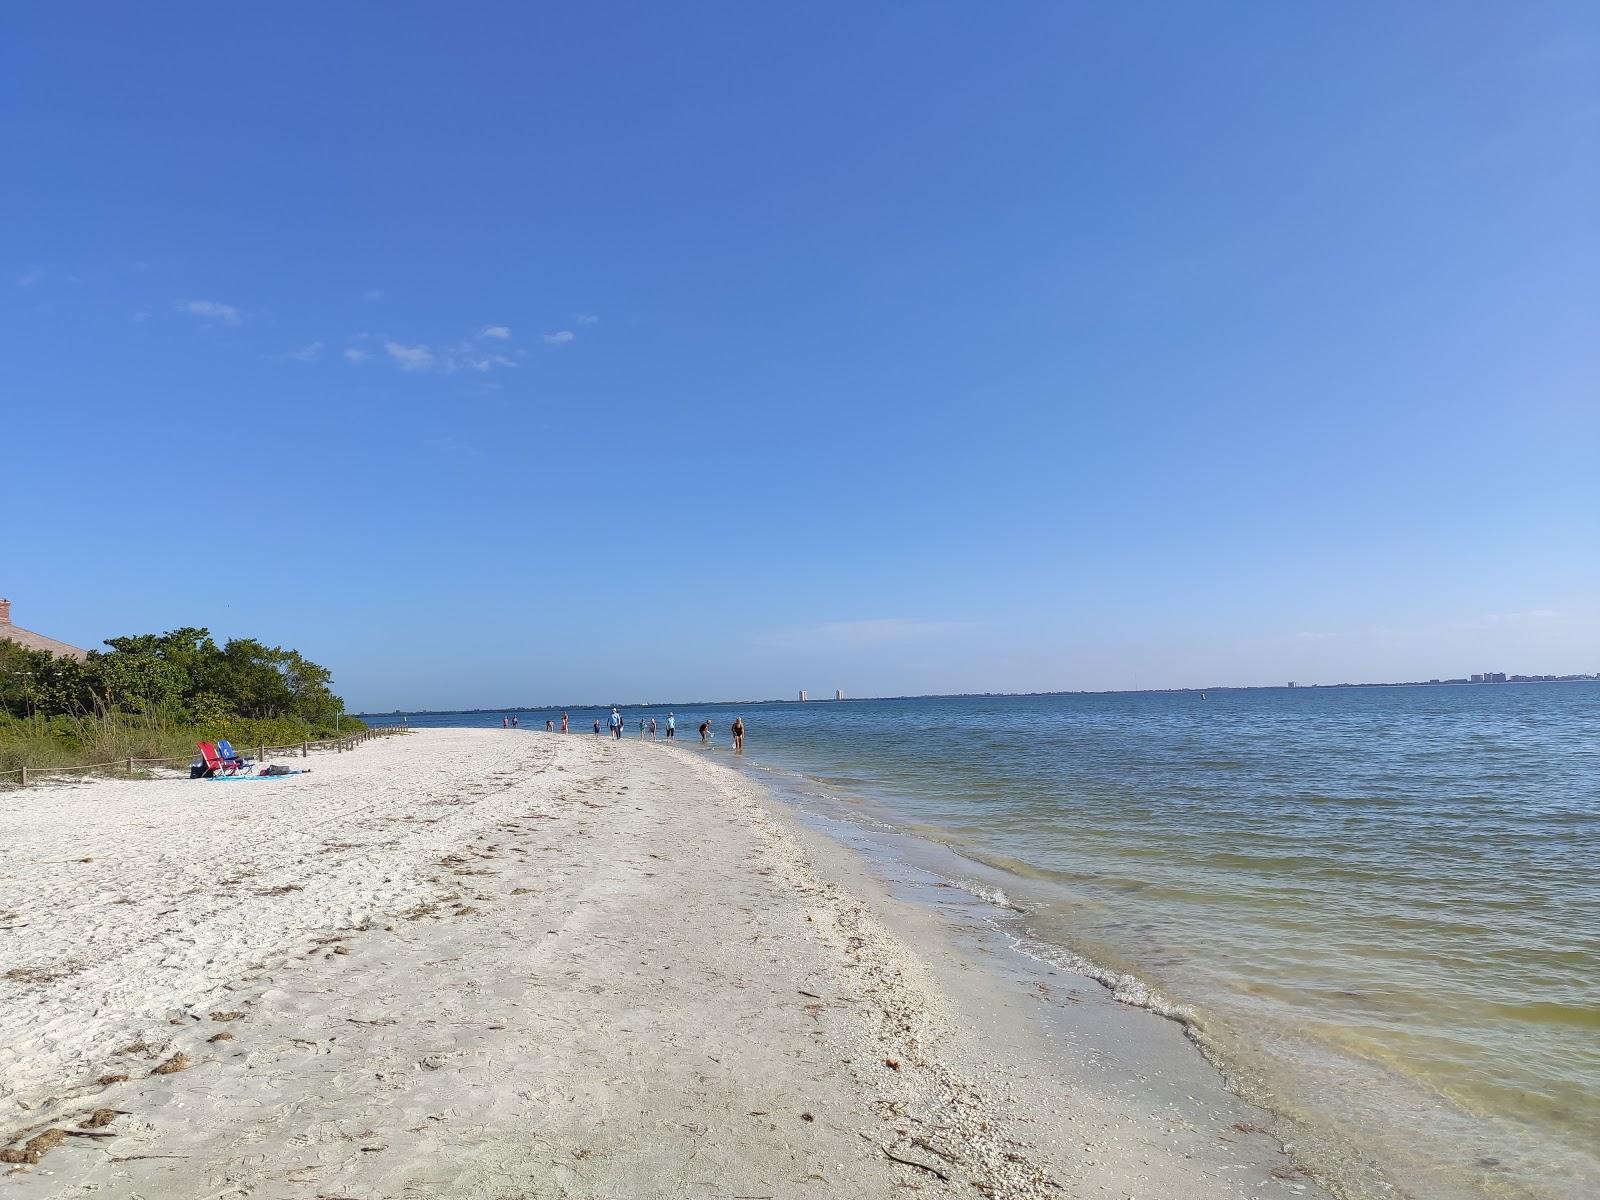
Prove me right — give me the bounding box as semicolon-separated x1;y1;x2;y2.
0;729;1325;1198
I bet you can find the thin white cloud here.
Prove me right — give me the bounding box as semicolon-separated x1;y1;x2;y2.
385;340;434;371
131;308;151;323
180;299;242;325
362;288;386;302
343;346;369;363
816;619;975;646
1452;609;1564;631
543;330;575;345
279;341;324;363
575;313;599;326
758;618;976;652
17;269;42;287
1296;610;1569;641
478;325;511;340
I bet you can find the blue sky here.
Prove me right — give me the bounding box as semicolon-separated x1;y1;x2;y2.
5;3;1597;708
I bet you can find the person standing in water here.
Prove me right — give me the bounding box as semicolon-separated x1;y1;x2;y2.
731;716;745;754
593;718;601;735
609;708;622;739
666;712;675;739
560;711;570;733
649;716;657;738
698;720;710;744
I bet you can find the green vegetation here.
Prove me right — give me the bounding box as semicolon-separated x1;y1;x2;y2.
0;628;364;777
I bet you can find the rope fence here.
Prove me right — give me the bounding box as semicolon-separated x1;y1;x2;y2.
0;725;411;789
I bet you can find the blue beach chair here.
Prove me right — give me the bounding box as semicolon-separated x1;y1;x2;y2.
216;739;252;771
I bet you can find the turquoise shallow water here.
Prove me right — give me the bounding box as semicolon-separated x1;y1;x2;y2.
372;684;1600;1200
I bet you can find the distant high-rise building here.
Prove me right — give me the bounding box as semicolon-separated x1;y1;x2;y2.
1287;681;1296;688
798;689;808;702
1471;674;1484;683
835;689;844;701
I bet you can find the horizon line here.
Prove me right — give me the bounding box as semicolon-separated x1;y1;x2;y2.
353;674;1600;716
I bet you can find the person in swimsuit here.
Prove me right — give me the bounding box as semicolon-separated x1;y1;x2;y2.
731;717;745;754
561;712;570;733
545;718;554;732
593;718;601;735
698;720;710;744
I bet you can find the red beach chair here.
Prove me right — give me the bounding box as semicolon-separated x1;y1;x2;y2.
197;741;244;777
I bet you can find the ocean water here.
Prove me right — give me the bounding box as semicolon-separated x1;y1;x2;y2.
370;685;1600;1200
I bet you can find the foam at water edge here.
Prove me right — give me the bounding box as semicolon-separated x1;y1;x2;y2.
1006;930;1199;1027
949;878;1025;912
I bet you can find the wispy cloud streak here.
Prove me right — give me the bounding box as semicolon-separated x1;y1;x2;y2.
385;340;434;371
180;299;242;325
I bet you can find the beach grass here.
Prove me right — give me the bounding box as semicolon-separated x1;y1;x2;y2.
0;711;365;778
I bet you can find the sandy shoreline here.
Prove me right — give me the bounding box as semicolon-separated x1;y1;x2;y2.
0;729;1325;1198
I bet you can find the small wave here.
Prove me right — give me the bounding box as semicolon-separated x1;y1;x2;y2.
948;879;1026;912
1007;932;1199;1027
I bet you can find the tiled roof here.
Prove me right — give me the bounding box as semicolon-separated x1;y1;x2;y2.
0;624;90;660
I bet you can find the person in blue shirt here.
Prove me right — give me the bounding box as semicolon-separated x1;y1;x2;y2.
608;708;622;739
666;712;676;739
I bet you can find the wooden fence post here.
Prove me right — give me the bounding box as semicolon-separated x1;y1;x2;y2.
19;765;28;787
125;757;134;775
257;745;265;763
302;740;308;758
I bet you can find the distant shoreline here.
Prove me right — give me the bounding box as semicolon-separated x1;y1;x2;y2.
356;674;1599;719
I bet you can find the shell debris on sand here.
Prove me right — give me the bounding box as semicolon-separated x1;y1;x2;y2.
0;1129;67;1165
149;1052;191;1075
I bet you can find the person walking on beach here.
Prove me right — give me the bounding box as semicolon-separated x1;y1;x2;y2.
561;711;569;733
731;716;745;754
502;716;509;728
609;708;622;739
593;718;601;735
638;718;646;738
649;716;657;738
698;719;710;744
666;712;675;739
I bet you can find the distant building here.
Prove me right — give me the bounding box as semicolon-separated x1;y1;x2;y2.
1286;681;1296;688
1486;672;1507;683
835;689;844;701
0;598;89;660
1471;674;1484;683
798;689;808;702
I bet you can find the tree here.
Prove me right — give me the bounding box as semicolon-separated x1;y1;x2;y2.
3;627;350;726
